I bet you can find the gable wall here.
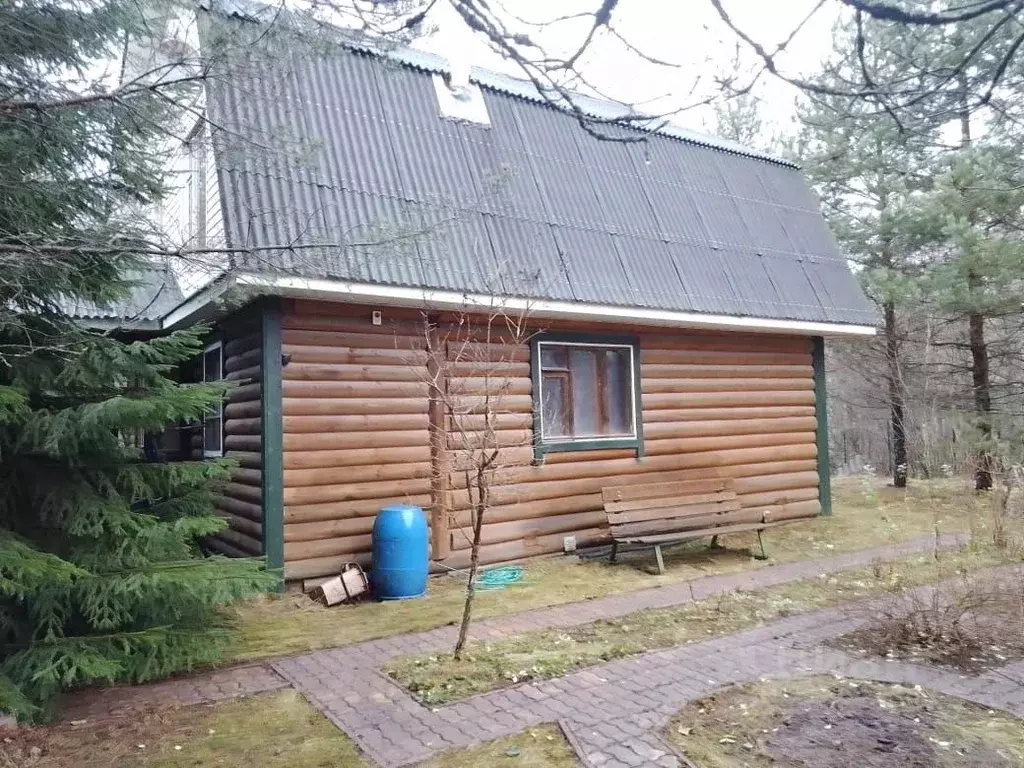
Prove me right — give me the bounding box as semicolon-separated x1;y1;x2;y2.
279;299;820;583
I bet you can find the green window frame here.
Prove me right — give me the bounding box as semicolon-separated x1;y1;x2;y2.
530;333;644;461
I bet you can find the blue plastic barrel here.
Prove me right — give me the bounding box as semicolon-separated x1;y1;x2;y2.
371;505;429;600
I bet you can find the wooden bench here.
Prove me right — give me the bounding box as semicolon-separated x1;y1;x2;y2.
602;478;774;573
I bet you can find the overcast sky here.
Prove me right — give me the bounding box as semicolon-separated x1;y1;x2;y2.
410;0;842;135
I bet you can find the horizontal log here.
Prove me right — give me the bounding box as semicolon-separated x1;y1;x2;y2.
640;333;810;355
283;311;420;336
440;526;608;567
446;377;532;397
283;397;427;416
640;349;810;367
449;394;532;414
227;383;262;404
643;417;818;441
641;378;813;394
642;390;816;409
452;446;535;471
224;400;262;419
220;482;262;505
283;430;428;451
225;451;262;469
451;493;603;528
640;364;813;380
449;412;533;432
450;457;817;495
225;418;262;436
225;364;260;384
210;527;261;556
282;343;427;367
225;434;262;452
282;328;424;351
739;485;820;508
283;478;431;506
448;361;531;378
542;448;636;464
225;347;262;373
283;380;428;399
285;516;375;542
284;551;372;581
451;510;607;549
229;467;262;487
445;341;530;363
205;537;249;559
761;499;821;522
218;511;263;539
283;446;431;470
215;496;264;522
284;494;432;524
643;406;815;423
603;478;730;505
644;431;815;457
284;533;373;561
732;471;819;496
224;333;261;358
284;461;431;487
447;429;532;451
282;363;425;383
283;414;427;434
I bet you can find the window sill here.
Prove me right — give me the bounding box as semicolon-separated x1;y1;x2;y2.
535;437;642;460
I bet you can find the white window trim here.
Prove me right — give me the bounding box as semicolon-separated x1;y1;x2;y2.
202;340;224;458
535;339;640;448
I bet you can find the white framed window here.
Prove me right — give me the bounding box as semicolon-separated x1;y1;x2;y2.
202;341;224;457
531;335;643;458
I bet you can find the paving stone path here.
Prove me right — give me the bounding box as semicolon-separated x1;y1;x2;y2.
59;534;1024;768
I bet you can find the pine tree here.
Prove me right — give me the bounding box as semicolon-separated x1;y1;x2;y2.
0;0;273;720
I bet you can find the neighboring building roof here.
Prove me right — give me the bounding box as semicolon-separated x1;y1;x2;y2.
200;7;877;328
64;264;183;327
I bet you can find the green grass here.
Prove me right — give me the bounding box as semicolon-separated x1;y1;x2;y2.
423;724;579;767
665;675;1024;767
229;477;989;663
383;545;1008;705
8;691;366;767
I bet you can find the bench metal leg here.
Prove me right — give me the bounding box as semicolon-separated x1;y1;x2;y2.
610;540;619;564
654;544;665;574
709;535;721;550
755;529;768;560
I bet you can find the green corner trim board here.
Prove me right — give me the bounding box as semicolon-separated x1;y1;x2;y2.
812;336;832;517
260;299;285;586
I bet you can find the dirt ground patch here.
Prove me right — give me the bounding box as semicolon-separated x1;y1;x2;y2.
422;724;578;767
666;676;1024;768
0;691;365;767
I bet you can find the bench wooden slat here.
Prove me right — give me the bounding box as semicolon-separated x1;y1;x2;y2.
607;499;742;526
601;478;728;505
610;507;757;538
615;520;777;545
604;491;739;516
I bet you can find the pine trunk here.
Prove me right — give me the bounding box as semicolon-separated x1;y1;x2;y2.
968;307;993;491
884;302;908;488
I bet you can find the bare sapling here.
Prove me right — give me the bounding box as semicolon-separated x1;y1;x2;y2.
415;303;534;661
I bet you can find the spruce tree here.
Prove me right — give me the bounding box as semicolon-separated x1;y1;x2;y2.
0;0;273;720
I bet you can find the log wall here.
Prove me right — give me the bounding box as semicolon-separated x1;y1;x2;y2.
198;324;265;558
278;300;820;581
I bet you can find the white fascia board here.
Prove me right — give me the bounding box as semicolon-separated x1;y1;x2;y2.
230;273;877;337
160;274;237;329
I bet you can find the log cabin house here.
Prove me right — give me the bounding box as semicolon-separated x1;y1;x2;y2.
106;3;878;587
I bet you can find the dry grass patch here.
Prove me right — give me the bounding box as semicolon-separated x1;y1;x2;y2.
230;478;983;663
1;691;365;767
666;675;1024;767
422;724;578;767
383;547;1006;706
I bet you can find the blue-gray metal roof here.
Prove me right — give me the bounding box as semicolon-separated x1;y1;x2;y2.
64;264;183;324
204;12;877;327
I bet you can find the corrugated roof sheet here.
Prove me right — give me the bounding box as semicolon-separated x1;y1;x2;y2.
64;264;183;323
204;8;877;327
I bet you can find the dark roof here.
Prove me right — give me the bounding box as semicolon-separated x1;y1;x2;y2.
204;12;877;327
64;264;183;325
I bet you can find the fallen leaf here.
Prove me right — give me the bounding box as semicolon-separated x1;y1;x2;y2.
505;746;521;757
678;726;692;736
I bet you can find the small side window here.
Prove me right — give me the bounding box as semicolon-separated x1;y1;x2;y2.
202;341;223;458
